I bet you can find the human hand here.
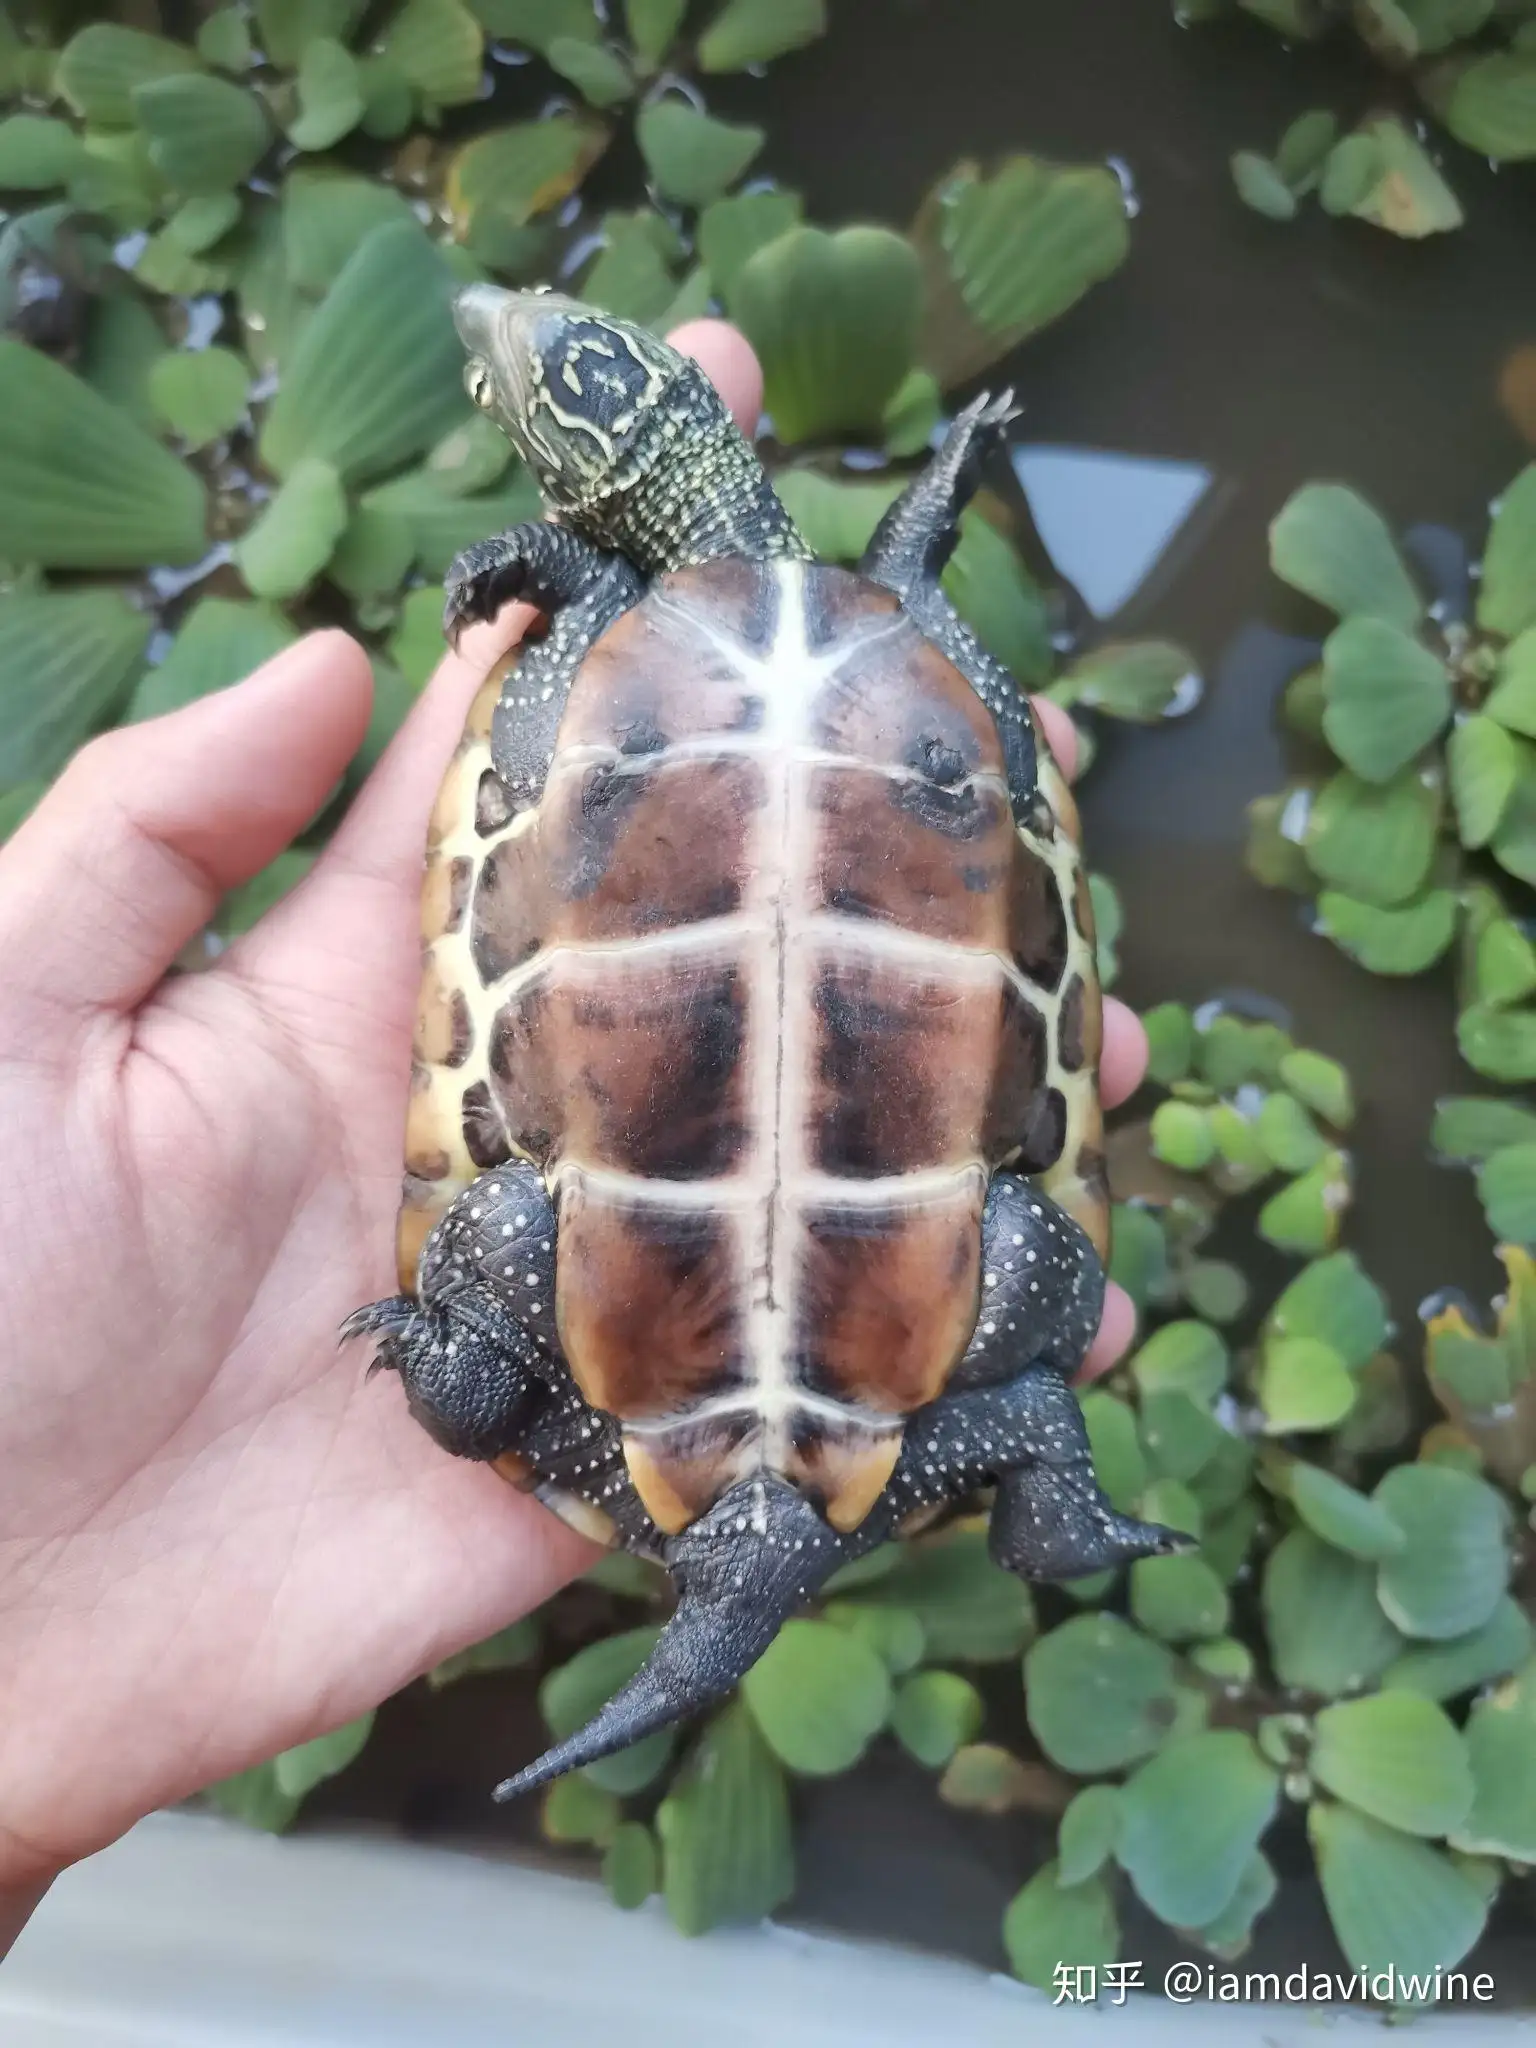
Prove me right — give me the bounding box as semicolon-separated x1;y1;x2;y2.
0;320;1146;1907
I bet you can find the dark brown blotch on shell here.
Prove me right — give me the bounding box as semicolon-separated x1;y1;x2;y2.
470;829;546;985
784;1412;903;1533
809;766;1014;944
1058;972;1102;1074
1008;836;1070;990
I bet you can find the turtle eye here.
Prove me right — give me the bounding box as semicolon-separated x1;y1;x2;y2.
465;361;495;410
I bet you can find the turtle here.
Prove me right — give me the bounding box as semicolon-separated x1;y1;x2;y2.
345;285;1184;1800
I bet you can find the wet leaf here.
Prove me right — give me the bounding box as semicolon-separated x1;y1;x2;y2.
1257;1150;1350;1256
1277;1048;1354;1128
283;172;417;298
741;1617;890;1775
363;465;538;581
1255;1091;1326;1173
542;1772;620;1846
1141;1392;1226;1485
1317;887;1458;976
1185;1261;1250;1326
1478;464;1536;640
698;187;802;310
1231;150;1297;221
1288;1463;1405;1561
1305;767;1440;907
698;0;825;69
915;154;1129;387
0;591;149;787
1342;117;1463;238
938;1742;1058;1815
1373;1463;1509;1640
272;1713;376;1799
1312;1691;1473;1837
1002;1862;1118;1990
1475;1140;1536;1242
1262;1528;1406;1695
1052;640;1197;721
1025;1613;1181;1774
1269;482;1420;628
427;1616;539;1687
843;1526;1034;1662
254;0;370;67
357;56;415;140
1258;1336;1355;1433
1143;1002;1195;1085
1275;106;1340;188
448;115;609;261
1309;1804;1488;1981
1445;53;1536;162
163;192;242;255
126;597;294;721
261;221;467;485
235;456;348;600
1451;1659;1536;1860
890;1670;983;1769
1320;614;1450;780
197;8;253;71
942;511;1053;688
1490;754;1536;886
1448;713;1519;848
541;1625;675;1795
56;24;202;126
602;1822;658;1909
1080;1391;1149;1513
147;346;250;450
376;0;485;112
78;289;168;427
1130;1553;1229;1643
1319;131;1383;216
1484;627;1536;740
0;341;207;568
1431;1095;1536;1162
1117;1732;1279;1929
636;99;763;207
624;0;687;66
1458;1002;1536;1082
1426;1301;1512;1412
1107;1202;1173;1311
0;115;83;192
770;472;899;561
1132;1321;1229;1406
657;1703;793;1936
733;225;920;444
287;37;364;151
1058;1784;1122;1886
1246;789;1317;892
547;35;633;107
1383;1597;1533;1702
133;73;272;196
821;1600;925;1675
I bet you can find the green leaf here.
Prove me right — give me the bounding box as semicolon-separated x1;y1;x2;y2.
1288;1463;1405;1561
602;1822;658;1909
198;9;253;71
941;511;1053;689
1116;1732;1278;1930
733;225;921;444
1058;1784;1122;1887
1342;116;1463;238
1309;1804;1489;1981
133;73;272;196
636;99;763;207
1320;615;1450;781
1002;1862;1118;1991
1025;1614;1181;1774
740;1617;890;1775
1474;909;1536;1013
547;34;633;106
1318;887;1458;976
772;471;899;561
1143;1002;1195;1085
162;193;242;256
1383;1598;1533;1703
1269;482;1420;628
0;340;207;569
1184;1260;1250;1325
254;0;370;67
917;154;1130;387
1426;1302;1511;1412
127;598;294;721
56;24;202;126
542;1773;620;1846
657;1703;794;1936
1258;1336;1355;1433
624;0;688;65
1140;1390;1227;1483
937;1742;1042;1814
1262;1528;1406;1695
1256;1151;1351;1257
698;0;825;69
147;347;250;451
847;1528;1032;1665
1080;1391;1149;1512
1132;1320;1229;1404
1445;53;1536;162
698;187;802;310
427;1616;539;1687
385;585;447;689
357;57;415;141
272;1713;376;1800
821;1600;925;1675
1231;150;1297;220
881;366;942;457
1320;131;1384;216
1458;1002;1536;1082
1052;640;1198;722
204;1760;303;1832
579;210;676;323
79;290;168;426
1373;1464;1510;1640
1305;767;1440;907
1484;627;1536;739
447;115;608;261
362;465;538;582
1451;1660;1536;1860
1430;1096;1536;1162
261;221;467;486
1255;1091;1326;1172
1311;1692;1473;1836
1476;1140;1536;1242
1448;714;1519;849
1106;1202;1172;1311
1490;754;1536;886
0;115;83;192
287;37;364;151
1275;107;1340;188
1479;465;1536;640
235;456;348;600
0;591;150;786
541;1626;675;1795
282;172;417;299
1246;789;1316;892
375;0;485;112
1130;1553;1229;1643
890;1670;983;1768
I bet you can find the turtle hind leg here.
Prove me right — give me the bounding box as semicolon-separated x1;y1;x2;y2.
442;521;645;810
859;391;1036;811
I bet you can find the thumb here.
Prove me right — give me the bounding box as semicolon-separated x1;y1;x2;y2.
0;631;372;1043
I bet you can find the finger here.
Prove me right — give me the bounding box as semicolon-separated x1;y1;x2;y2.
1102;999;1147;1111
0;632;371;1040
1080;1283;1136;1381
1032;695;1078;781
669;317;763;432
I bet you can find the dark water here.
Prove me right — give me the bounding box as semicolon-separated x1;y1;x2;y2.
309;0;1536;1989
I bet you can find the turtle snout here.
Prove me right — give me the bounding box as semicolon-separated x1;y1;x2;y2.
451;281;516;357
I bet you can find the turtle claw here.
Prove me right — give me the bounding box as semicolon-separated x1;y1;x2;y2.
443;536;531;650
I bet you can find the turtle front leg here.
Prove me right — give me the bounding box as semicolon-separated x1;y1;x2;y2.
343;1161;560;1462
882;1172;1189;1578
859;392;1037;812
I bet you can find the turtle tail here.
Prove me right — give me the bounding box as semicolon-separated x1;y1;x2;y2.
494;1474;848;1801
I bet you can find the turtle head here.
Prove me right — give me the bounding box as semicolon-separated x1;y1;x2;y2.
453;283;698;525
